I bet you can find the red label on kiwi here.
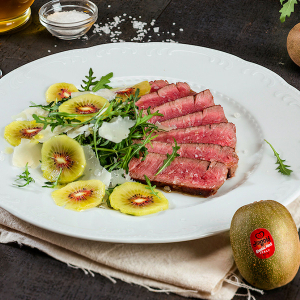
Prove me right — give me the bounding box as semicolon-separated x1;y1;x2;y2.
250;228;275;259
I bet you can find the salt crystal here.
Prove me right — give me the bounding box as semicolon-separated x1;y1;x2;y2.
47;10;90;23
153;27;159;32
179;28;184;31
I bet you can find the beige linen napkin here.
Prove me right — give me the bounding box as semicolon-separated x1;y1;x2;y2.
1;197;300;300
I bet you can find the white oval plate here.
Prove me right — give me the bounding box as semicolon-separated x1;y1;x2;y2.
1;42;300;243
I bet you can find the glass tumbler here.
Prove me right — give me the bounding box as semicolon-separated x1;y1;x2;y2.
0;0;35;33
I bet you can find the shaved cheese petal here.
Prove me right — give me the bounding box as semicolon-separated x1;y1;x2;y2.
110;169;134;188
12;107;48;121
82;145;111;188
93;89;116;101
37;125;73;143
98;116;136;143
67;124;93;139
12;139;42;169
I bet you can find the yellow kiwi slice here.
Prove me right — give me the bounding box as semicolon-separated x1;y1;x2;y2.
41;135;86;183
58;94;109;122
109;182;169;216
46;82;78;103
113;81;151;101
51;180;105;211
4;120;44;146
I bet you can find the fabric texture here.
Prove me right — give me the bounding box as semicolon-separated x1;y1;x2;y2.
0;197;300;300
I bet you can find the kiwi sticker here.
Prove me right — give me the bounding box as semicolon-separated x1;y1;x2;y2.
250;228;275;259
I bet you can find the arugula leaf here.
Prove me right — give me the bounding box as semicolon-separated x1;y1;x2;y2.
144;175;161;199
264;139;293;175
155;139;180;176
80;68;97;91
92;72;113;92
43;168;63;188
13;163;35;187
280;0;298;22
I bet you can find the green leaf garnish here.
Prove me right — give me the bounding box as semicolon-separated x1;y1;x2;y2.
280;0;298;22
92;72;113;92
13;163;35;187
42;168;63;188
144;175;161;199
155;139;180;176
264;139;293;175
80;68;97;91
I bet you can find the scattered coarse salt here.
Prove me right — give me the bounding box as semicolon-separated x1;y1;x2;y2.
47;10;90;23
233;112;241;118
90;14;179;43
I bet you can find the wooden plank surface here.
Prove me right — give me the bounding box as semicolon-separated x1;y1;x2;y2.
1;0;300;299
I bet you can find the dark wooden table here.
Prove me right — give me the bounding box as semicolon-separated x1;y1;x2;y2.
1;0;300;299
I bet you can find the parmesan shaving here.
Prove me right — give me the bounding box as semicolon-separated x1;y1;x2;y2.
110;169;134;188
82;145;111;188
67;124;93;139
12;139;42;169
37;125;73;143
12;107;48;121
98;116;135;143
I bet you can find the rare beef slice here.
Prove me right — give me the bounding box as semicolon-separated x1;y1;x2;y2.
129;153;228;197
152;122;237;148
145;141;238;177
146;89;215;124
135;82;192;109
159;105;227;129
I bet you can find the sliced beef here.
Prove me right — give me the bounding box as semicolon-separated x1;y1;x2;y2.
152;122;237;148
145;141;238;177
149;80;169;92
129;153;228;197
146;89;215;124
159;105;227;129
135;82;192;109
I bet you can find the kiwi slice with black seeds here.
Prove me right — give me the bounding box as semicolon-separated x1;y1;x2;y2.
45;82;78;103
41;135;86;183
109;182;169;216
4;120;44;146
51;180;105;211
58;94;109;121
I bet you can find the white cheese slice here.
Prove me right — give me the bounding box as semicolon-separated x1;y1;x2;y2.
98;116;136;143
67;124;93;139
12;107;49;121
81;145;111;188
110;168;134;188
12;139;42;169
37;125;73;143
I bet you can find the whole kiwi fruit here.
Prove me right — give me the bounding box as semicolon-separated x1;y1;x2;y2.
230;200;300;290
287;23;300;67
